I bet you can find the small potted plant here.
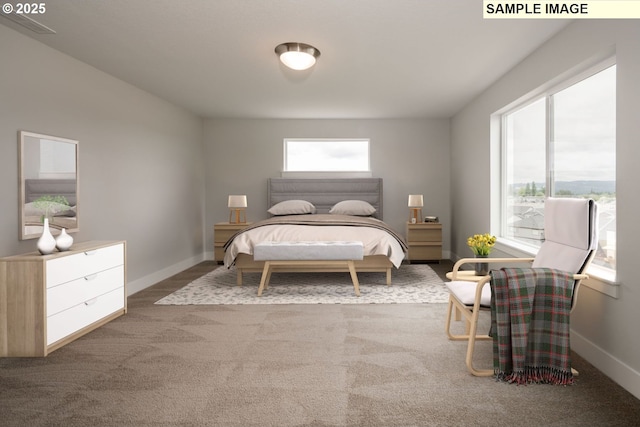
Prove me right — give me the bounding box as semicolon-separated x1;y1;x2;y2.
467;233;497;275
33;195;70;223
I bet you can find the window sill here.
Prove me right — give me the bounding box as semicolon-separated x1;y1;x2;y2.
582;264;620;298
280;171;373;178
495;239;620;299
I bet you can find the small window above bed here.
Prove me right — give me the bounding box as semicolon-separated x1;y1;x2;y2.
282;139;371;178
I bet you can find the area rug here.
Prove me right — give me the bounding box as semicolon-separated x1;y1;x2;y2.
155;264;448;305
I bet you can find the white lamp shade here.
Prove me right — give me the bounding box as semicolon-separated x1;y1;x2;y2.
408;194;424;207
279;51;317;70
228;195;247;208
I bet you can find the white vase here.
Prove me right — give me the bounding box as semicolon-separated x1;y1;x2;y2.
55;228;73;251
37;218;56;255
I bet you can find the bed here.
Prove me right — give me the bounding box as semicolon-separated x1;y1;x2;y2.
23;179;78;233
223;178;408;285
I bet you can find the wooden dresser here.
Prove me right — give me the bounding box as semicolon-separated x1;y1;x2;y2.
0;240;127;357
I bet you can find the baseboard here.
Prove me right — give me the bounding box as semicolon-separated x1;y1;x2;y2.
571;329;640;400
127;253;206;296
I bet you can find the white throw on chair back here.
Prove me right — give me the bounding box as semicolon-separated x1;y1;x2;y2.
531;198;598;274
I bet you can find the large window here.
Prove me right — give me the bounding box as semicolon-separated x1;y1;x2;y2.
284;139;370;172
500;61;616;277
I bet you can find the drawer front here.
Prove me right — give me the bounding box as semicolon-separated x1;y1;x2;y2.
47;287;125;345
47;265;124;316
46;243;124;288
214;247;226;263
408;245;442;261
408;228;441;242
215;228;241;244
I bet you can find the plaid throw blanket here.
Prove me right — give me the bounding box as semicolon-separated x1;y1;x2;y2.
490;267;575;385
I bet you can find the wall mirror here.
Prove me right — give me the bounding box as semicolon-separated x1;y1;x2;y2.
19;131;79;240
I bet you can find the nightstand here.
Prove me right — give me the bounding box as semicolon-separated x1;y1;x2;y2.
406;221;442;262
214;222;252;263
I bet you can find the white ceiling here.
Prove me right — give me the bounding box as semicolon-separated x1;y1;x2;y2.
1;0;571;119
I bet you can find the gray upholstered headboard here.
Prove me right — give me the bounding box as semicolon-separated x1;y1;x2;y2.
268;178;383;219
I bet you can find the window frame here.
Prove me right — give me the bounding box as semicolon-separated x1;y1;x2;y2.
492;55;618;292
282;138;372;178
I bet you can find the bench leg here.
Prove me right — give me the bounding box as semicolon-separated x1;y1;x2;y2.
256;260;364;297
386;268;391;285
347;261;361;297
264;266;273;290
257;262;272;296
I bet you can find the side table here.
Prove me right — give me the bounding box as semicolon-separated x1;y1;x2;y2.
406;221;442;262
214;222;253;263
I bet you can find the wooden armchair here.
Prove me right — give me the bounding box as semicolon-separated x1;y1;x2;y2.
445;198;598;376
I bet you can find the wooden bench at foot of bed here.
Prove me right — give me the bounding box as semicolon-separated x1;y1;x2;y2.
235;241;394;296
233;253;394;287
253;241;365;297
257;259;362;296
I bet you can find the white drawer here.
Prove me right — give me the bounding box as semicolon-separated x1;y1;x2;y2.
47;287;125;345
47;265;124;316
46;243;124;288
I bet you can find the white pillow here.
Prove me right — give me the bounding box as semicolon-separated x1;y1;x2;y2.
268;200;316;215
329;200;376;216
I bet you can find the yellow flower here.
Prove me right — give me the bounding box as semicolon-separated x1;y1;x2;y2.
467;233;497;256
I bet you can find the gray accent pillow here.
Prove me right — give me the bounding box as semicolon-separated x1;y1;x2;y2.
268;200;316;215
329;200;376;216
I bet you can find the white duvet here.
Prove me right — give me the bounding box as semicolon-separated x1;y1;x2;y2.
223;222;406;269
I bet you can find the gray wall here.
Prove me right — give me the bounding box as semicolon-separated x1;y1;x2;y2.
0;24;206;294
203;118;451;256
451;20;640;398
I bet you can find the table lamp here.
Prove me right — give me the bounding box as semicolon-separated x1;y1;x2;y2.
408;194;423;224
228;195;247;224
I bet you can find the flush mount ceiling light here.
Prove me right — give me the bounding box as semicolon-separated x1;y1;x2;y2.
275;42;321;71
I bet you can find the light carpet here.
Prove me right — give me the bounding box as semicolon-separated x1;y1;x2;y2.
155;264;448;305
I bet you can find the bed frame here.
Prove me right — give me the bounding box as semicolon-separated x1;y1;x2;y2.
233;177;394;285
23;179;78;233
268;177;383;218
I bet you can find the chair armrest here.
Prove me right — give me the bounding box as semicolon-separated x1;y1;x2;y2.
449;257;535;281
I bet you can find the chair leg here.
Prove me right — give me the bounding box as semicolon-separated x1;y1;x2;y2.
465;306;493;377
446;296;493;376
445;299;455;339
445;298;471;341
